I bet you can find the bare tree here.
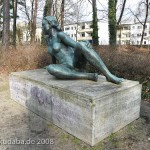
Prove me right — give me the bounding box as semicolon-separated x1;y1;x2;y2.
32;0;38;42
61;0;65;30
92;0;99;46
64;0;92;41
140;0;149;46
129;0;149;47
18;0;32;41
108;0;117;45
117;0;127;25
18;0;44;42
13;0;18;46
2;0;10;48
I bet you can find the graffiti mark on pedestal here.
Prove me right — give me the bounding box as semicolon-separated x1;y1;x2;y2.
31;87;55;105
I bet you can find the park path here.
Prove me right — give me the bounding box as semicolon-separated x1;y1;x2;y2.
0;78;150;150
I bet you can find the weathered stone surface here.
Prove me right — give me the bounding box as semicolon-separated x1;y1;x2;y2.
9;69;142;146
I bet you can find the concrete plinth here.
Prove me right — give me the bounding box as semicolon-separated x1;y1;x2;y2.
9;69;142;146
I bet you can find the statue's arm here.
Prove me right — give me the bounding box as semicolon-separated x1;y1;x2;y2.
48;46;52;54
57;32;77;48
46;36;53;55
47;40;56;64
57;32;92;50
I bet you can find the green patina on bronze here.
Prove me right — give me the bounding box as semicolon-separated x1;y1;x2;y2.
42;16;123;84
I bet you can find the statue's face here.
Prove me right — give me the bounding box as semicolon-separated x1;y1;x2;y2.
42;16;59;35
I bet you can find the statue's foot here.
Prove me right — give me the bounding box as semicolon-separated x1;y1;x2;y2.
90;73;98;82
106;74;124;84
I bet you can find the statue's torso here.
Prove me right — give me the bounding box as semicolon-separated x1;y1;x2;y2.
49;35;75;68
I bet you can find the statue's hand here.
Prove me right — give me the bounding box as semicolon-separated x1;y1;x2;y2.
86;41;92;49
80;41;92;49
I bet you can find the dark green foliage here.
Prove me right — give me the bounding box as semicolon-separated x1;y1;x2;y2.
142;81;150;102
108;0;117;46
41;0;52;45
92;0;99;46
43;0;51;17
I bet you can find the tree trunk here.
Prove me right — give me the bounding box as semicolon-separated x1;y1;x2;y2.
92;0;99;46
32;0;38;43
13;0;18;47
44;0;53;16
140;0;149;47
42;0;56;63
0;0;3;41
2;0;10;48
108;0;117;46
61;0;65;30
30;0;34;42
49;0;53;15
42;0;54;45
117;0;126;25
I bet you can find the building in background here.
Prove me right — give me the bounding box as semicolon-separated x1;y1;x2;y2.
10;21;42;43
65;21;150;46
64;21;109;45
130;22;150;45
117;22;150;45
116;24;131;45
64;24;78;41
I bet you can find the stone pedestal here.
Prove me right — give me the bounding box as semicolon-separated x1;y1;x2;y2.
9;69;142;146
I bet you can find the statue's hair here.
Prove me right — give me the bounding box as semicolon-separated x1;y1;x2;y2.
42;16;62;31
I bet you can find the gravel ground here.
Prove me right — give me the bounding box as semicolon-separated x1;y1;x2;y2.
0;79;150;150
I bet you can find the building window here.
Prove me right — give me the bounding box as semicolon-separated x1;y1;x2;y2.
82;33;85;37
145;25;147;28
118;34;121;38
132;26;135;29
137;33;141;37
74;27;76;30
137;26;142;29
126;40;130;44
82;26;85;29
124;27;129;30
90;25;93;28
71;27;73;30
65;27;70;30
144;41;147;44
144;33;147;36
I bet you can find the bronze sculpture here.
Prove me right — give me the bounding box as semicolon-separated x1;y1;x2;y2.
42;16;123;84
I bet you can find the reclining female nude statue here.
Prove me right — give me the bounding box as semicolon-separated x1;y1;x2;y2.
42;16;123;84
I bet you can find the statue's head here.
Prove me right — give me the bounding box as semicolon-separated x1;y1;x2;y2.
42;16;61;34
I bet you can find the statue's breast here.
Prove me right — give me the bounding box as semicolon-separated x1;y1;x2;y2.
52;42;61;53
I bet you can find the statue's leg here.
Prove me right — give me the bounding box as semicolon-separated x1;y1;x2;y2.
46;64;98;81
76;42;123;84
